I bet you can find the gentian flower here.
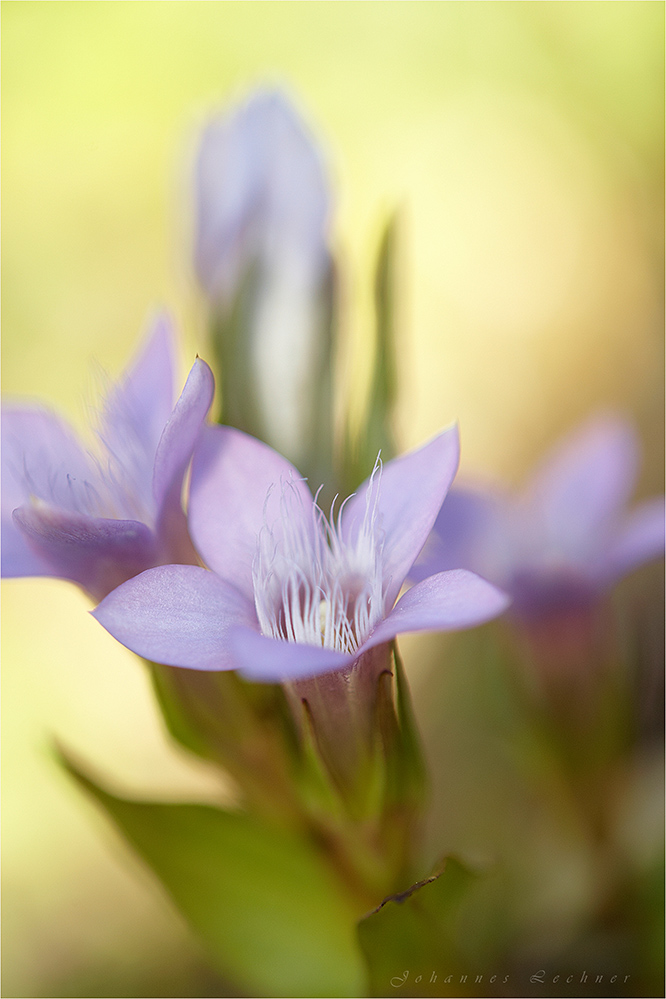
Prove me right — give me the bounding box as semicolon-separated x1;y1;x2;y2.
411;414;665;623
2;317;215;601
194;87;333;472
93;424;510;683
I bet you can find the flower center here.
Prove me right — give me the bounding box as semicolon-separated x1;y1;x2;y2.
252;463;386;654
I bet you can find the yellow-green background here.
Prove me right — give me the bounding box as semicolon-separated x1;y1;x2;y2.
2;3;663;996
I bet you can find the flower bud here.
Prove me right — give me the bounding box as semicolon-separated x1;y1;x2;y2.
194;88;335;484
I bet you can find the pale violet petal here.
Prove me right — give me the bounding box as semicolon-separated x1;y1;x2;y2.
194;110;263;298
599;496;665;583
96;314;176;519
120;313;176;448
12;504;158;601
189;424;313;599
525;414;639;562
509;568;597;620
342;425;460;608
257;90;329;268
1;407;108;580
410;487;514;588
2;515;58;578
229;626;352;682
2;406;96;515
152;357;215;546
93;565;257;669
195;89;329;301
360;569;511;651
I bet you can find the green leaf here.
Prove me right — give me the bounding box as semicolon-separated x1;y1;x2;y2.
211;262;263;432
60;750;365;999
358;859;477;998
369;210;399;450
340;211;400;495
299;259;337;508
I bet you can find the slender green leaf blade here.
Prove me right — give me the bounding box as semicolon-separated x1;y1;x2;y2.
340;211;400;496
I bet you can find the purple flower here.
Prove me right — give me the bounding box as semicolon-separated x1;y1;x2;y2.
194;88;332;465
2;317;215;601
93;425;509;682
411;414;665;621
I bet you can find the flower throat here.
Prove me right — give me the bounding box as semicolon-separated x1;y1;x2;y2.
252;462;386;654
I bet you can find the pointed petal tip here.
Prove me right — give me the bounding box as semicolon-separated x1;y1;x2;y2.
92;564;257;670
189;355;216;393
343;423;462;608
145;307;176;342
177;355;216;417
151;355;216;517
525;410;641;554
602;495;665;583
130;309;178;382
362;569;511;651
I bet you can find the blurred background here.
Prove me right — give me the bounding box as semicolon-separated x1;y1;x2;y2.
2;2;663;996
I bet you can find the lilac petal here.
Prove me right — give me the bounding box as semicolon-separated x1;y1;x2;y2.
189;425;313;599
195;112;263;299
255;90;329;267
93;565;258;670
195;89;329;300
96;315;176;519
509;568;598;620
342;426;460;608
1;517;57;578
2;406;95;514
600;497;665;584
361;569;511;651
12;504;158;601
2;407;97;578
152;358;215;556
124;313;176;436
410;487;512;587
525;414;639;562
228;625;353;682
